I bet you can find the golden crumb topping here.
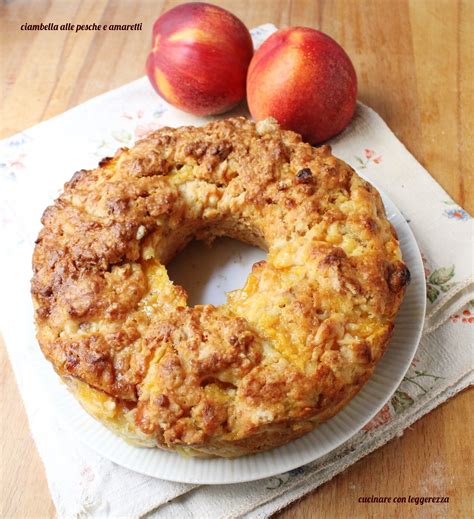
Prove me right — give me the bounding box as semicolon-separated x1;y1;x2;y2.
32;117;409;457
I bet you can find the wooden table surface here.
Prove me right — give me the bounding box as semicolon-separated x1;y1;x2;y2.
1;1;472;518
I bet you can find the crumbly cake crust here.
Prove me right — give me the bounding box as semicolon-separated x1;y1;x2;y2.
31;117;409;457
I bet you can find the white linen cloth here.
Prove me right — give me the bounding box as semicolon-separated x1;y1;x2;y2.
0;24;472;519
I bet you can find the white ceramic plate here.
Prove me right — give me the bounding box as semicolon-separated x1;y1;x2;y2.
48;183;426;484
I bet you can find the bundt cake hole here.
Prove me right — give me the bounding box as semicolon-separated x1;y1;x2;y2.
166;236;267;307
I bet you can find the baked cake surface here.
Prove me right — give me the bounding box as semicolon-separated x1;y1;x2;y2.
32;117;409;457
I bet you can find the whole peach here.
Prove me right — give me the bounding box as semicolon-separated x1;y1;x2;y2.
247;27;357;144
146;2;253;116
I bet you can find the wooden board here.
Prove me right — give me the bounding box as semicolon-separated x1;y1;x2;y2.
0;1;472;518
